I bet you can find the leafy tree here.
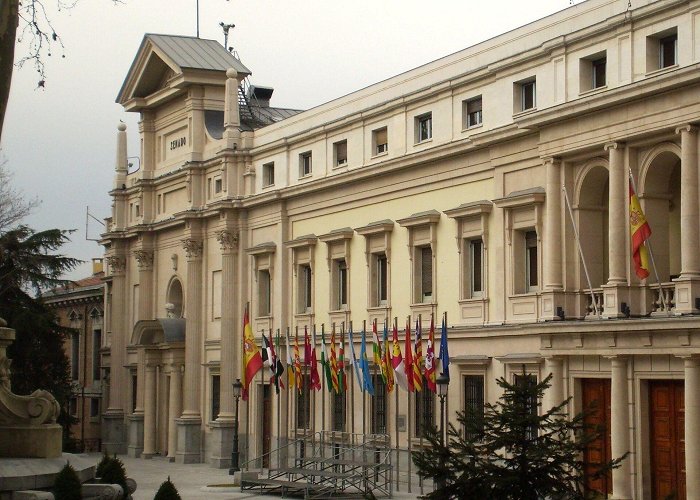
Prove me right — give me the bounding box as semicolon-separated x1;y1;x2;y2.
53;463;82;500
154;476;182;500
0;225;80;441
413;373;626;500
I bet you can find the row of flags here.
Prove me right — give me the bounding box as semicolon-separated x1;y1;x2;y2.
242;306;450;401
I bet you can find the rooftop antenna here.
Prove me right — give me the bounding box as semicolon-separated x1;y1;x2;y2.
220;22;235;52
196;0;199;37
85;206;105;242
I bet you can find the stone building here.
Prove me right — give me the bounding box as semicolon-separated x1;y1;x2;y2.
42;259;105;452
101;1;700;498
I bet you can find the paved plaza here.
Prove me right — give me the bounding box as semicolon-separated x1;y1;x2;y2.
85;453;424;500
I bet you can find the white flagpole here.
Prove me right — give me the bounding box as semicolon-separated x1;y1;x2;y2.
629;169;669;316
562;186;601;319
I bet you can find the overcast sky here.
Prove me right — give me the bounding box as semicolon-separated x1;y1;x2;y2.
1;0;573;280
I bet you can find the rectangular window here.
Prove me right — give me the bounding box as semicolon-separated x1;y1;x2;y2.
298;264;312;313
463;375;485;440
469;238;484;297
336;260;348;309
521;80;536;111
373;127;388;155
207;178;212;198
258;270;271;316
131;373;138;413
514;374;538;440
419;246;433;303
211;375;220;421
592;57;606;88
296;373;311;429
371;374;387;434
92;329;102;381
465;96;483;128
90;397;100;418
157;194;162;214
263;162;275;187
660;34;677;68
332;389;346;432
71;333;79;380
414;375;435;437
299;151;312;177
416;113;432;143
525;230;538;292
334;140;348;167
214;177;222;194
377;254;388;305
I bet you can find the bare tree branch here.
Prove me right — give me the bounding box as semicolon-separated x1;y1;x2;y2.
0;156;40;232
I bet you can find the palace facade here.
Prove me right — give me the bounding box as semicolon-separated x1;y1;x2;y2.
101;1;700;498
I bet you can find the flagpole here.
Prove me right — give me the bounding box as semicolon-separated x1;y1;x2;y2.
276;329;281;470
362;320;367;439
393;316;400;492
629;169;669;315
259;341;264;468
563;186;602;319
321;323;326;462
243;303;249;468
311;325;316;455
347;321;354;446
406;315;412;494
418;314;423;496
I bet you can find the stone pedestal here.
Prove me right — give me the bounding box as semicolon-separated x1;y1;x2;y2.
126;413;144;458
176;417;202;464
674;277;700;315
0;425;62;459
601;284;630;319
539;290;567;321
209;420;234;469
102;411;127;455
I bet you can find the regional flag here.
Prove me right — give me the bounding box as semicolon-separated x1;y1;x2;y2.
294;327;303;393
413;319;423;392
242;304;263;401
439;314;450;379
262;331;284;393
629;179;652;280
391;321;408;391
404;319;414;393
383;320;395;393
330;326;339;393
310;326;321;391
360;325;374;395
348;324;363;392
321;326;333;391
339;327;347;392
285;327;296;390
304;326;312;367
425;316;436;392
372;320;384;382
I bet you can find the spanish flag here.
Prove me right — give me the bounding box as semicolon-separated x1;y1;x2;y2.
242;304;263;401
629;180;652;280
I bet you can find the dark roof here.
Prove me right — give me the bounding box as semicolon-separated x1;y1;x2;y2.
41;272;105;300
146;34;251;75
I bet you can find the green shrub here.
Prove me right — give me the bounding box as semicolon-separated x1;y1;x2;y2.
99;455;128;499
53;463;82;500
153;476;182;500
95;452;111;478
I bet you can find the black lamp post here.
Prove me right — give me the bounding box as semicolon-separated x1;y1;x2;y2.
436;372;450;491
229;378;243;475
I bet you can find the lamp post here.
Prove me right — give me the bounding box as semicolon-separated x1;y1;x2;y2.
436;372;450;491
229;378;243;475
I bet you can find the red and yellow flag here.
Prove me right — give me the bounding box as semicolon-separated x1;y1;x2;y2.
242;304;263;400
330;326;339;393
294;327;303;393
629;180;652;280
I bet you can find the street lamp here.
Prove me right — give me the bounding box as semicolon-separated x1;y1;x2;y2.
229;378;243;475
436;372;450;491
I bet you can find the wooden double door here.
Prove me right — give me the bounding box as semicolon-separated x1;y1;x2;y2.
581;378;612;496
649;380;685;500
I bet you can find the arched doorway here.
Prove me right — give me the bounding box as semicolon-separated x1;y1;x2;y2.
576;161;609;289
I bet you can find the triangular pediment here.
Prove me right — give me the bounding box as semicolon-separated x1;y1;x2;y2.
116;34;252;110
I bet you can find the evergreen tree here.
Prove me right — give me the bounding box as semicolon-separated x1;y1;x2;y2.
0;226;80;444
95;452;111;478
99;455;128;500
153;476;182;500
413;373;626;500
53;463;82;500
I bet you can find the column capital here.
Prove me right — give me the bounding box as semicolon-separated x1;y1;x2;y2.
675;124;698;135
676;353;700;364
604;141;624;151
133;249;154;270
105;255;126;276
604;354;630;364
541;156;562;166
181;238;203;260
216;229;239;253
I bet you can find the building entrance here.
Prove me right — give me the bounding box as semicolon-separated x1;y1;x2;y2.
581;378;611;496
649;380;685;500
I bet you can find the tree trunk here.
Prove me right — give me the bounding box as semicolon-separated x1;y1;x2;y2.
0;0;19;144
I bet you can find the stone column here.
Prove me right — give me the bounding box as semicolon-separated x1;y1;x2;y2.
542;357;564;412
142;361;157;458
609;356;632;500
543;158;563;290
606;143;626;285
684;357;700;499
167;365;182;461
223;69;242;150
177;238;203;463
209;229;239;468
103;255;127;454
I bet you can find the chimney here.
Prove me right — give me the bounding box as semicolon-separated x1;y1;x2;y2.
248;85;274;108
92;258;104;275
